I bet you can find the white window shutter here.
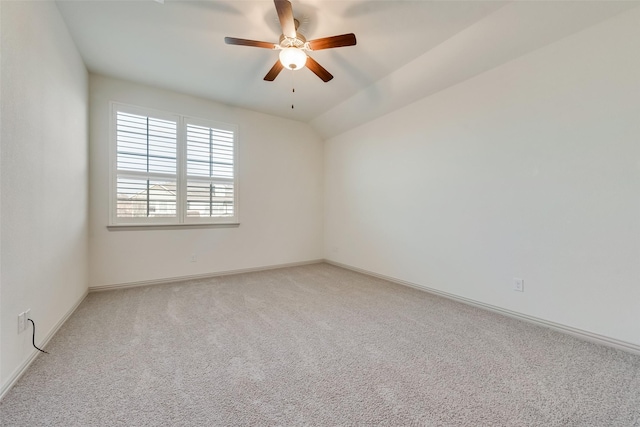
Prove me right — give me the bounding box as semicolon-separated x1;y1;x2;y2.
185;123;235;219
115;111;178;221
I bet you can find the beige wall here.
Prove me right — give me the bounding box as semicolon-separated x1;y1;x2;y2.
1;1;89;390
88;75;324;287
324;9;640;346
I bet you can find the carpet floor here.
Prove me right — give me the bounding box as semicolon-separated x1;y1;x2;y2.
1;263;639;426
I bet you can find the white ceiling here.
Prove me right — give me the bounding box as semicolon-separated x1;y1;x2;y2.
55;0;637;129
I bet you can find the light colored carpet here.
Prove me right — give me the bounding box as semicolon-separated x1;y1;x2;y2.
1;263;639;426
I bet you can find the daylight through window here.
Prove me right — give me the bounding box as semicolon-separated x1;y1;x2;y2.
112;104;238;225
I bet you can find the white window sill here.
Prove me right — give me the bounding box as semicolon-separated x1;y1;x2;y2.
107;223;240;231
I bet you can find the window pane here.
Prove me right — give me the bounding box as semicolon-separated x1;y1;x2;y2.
117;112;177;174
117;177;177;218
186;124;234;179
186;181;234;218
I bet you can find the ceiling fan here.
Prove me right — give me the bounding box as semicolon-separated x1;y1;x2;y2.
224;0;356;82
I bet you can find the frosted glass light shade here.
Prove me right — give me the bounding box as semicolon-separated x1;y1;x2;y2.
279;48;307;70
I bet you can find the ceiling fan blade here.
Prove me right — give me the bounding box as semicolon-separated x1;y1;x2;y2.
305;56;333;82
308;33;357;51
224;37;276;49
274;0;296;39
264;60;284;81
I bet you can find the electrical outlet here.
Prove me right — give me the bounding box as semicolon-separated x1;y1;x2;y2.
25;309;31;323
513;278;524;292
18;312;26;333
190;254;197;263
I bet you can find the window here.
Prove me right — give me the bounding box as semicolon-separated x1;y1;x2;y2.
111;103;238;226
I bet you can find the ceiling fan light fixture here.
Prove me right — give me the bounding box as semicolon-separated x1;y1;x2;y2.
279;48;307;71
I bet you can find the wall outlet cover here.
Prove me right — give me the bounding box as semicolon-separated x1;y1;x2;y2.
18;312;25;333
513;278;524;292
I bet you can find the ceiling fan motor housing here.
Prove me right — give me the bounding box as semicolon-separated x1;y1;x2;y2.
279;33;307;49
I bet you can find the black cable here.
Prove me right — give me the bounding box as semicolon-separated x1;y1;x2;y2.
27;319;49;354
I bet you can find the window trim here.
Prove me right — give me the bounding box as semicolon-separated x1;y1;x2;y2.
109;102;239;227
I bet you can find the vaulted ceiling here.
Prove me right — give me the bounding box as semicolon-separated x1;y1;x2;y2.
55;0;637;136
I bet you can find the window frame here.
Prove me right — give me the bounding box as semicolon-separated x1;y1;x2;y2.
109;102;239;227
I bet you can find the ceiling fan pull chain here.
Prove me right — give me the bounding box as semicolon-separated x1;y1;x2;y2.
291;69;295;109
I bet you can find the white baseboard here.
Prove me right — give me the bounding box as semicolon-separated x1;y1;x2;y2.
325;259;640;356
89;259;325;292
0;290;89;401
